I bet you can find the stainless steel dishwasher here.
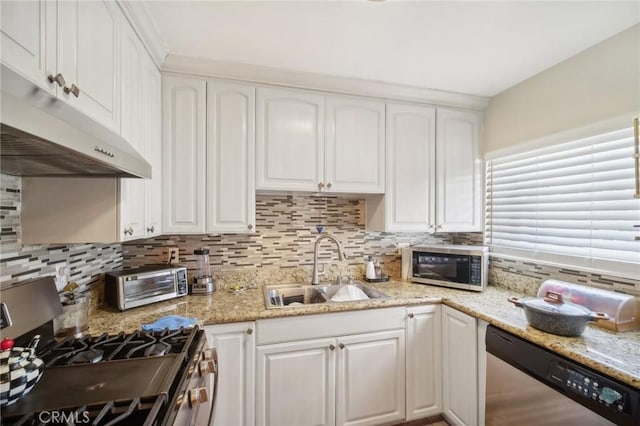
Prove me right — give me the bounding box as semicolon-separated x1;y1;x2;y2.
485;325;639;426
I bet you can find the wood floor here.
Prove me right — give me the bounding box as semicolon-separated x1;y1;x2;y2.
394;416;450;426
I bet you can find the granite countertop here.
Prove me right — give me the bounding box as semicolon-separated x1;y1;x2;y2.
87;280;640;389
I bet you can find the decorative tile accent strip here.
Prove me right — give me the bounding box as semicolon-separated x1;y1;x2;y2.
0;174;123;290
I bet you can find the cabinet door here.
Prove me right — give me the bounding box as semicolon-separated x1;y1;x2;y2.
336;330;405;426
162;75;206;233
120;21;142;152
383;103;436;231
204;323;256;426
206;81;256;233
256;87;325;191
57;0;121;132
436;108;482;232
325;96;385;193
118;21;144;242
256;338;336;426
406;305;442;420
442;305;478;426
0;0;56;94
143;54;162;238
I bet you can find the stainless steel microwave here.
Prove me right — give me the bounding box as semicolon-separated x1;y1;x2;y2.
105;265;188;311
401;244;489;292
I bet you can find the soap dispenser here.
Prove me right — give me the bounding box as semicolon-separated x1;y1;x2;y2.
365;256;376;280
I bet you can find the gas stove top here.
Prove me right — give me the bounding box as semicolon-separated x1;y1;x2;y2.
1;327;210;426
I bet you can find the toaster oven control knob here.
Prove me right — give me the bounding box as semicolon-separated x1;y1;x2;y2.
189;387;208;407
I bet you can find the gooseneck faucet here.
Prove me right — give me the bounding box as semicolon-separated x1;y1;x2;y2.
311;234;347;285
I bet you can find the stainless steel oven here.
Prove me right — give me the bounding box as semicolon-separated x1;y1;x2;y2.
1;276;218;426
402;244;488;291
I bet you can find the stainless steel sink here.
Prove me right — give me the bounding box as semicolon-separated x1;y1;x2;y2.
264;281;389;308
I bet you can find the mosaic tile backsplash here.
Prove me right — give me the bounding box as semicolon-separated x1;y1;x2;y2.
2;173;637;297
122;194;470;288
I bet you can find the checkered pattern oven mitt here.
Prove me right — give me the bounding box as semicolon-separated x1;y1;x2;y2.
0;346;44;406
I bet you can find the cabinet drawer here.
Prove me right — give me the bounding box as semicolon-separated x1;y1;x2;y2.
256;307;405;345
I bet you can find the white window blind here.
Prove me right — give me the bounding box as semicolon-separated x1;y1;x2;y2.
485;127;640;276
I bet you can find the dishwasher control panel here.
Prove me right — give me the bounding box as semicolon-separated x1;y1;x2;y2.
549;361;629;415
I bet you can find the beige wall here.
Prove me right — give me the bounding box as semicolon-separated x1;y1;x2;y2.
483;24;640;153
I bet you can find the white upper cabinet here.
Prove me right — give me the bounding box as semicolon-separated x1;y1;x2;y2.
436;108;483;232
162;75;207;234
57;0;121;133
367;105;482;233
118;20;145;241
368;103;436;232
256;87;325;192
206;81;256;233
143;55;162;238
325;96;385;193
256;88;386;194
0;0;56;94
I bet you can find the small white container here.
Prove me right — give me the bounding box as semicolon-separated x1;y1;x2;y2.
365;257;376;280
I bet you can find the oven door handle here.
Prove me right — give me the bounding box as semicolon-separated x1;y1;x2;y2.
201;348;219;424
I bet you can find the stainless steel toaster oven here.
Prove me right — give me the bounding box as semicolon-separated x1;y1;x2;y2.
105;265;188;311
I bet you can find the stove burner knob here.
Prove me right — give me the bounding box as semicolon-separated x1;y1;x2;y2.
199;360;216;376
189;387;208;407
203;349;217;360
176;391;185;408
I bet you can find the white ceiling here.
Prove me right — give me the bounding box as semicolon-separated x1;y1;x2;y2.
144;1;640;97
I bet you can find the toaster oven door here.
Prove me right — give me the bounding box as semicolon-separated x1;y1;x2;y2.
123;272;177;306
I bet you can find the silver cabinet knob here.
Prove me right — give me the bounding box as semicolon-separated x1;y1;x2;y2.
64;83;80;97
246;328;253;335
123;227;133;236
47;73;66;87
318;182;325;189
146;226;155;233
326;182;332;189
338;342;345;349
408;313;415;319
329;344;335;351
248;224;253;230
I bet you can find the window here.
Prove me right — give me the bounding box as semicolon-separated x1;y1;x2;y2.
485;126;640;277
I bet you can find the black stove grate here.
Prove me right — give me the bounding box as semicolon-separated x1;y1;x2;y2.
1;395;166;426
39;328;195;367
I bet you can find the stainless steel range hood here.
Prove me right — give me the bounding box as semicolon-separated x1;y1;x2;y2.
0;91;151;178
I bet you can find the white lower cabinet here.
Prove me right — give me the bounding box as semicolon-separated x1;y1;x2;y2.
406;305;442;420
336;330;405;426
256;337;337;426
203;322;255;426
442;305;479;426
255;308;406;426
